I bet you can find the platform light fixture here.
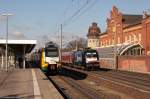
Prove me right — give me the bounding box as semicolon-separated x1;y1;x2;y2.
2;13;13;71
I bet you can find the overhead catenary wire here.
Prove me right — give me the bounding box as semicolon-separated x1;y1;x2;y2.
53;0;98;48
62;0;93;27
54;0;94;34
68;0;98;25
53;0;75;35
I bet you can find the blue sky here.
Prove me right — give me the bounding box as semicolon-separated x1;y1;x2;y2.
0;0;150;47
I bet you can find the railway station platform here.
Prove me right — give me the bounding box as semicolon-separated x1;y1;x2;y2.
0;68;63;99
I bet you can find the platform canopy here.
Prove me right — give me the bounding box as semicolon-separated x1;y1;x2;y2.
0;39;36;53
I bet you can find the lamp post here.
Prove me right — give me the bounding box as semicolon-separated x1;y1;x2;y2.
2;13;13;71
60;24;62;63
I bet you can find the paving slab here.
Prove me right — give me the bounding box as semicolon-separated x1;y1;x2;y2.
0;69;63;99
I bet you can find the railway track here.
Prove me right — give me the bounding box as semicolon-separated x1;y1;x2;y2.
62;66;150;99
48;71;103;99
92;70;150;92
48;68;135;99
46;74;71;99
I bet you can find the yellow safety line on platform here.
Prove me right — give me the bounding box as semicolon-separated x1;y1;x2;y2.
32;69;42;99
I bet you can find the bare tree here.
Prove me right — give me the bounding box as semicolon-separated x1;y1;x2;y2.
65;37;87;51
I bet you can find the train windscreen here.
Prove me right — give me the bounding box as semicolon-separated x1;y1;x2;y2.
45;47;59;57
85;52;97;58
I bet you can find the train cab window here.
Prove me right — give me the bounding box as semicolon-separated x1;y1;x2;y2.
45;48;58;57
86;52;97;58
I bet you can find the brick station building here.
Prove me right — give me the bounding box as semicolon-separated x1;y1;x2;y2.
99;6;150;56
87;6;150;73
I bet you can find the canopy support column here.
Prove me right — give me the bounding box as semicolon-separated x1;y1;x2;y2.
23;45;26;69
1;54;4;69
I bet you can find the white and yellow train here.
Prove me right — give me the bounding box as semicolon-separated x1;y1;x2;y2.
30;42;60;73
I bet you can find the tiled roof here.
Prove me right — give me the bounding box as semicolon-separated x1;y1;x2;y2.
123;14;142;23
122;14;143;28
123;14;150;28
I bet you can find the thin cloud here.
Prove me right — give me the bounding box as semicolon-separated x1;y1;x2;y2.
12;25;32;32
10;31;27;39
